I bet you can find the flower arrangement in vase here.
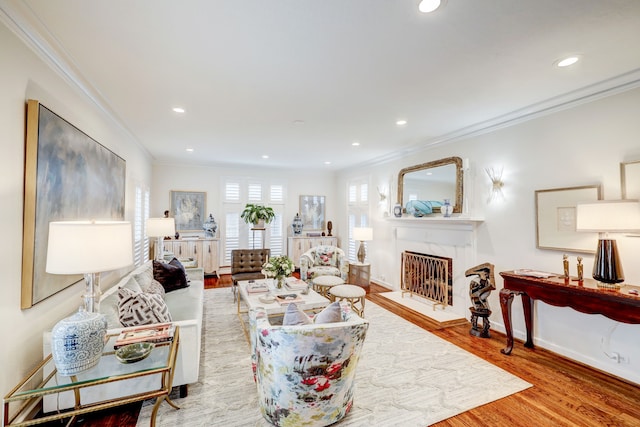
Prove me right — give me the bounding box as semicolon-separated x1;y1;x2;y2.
262;255;295;288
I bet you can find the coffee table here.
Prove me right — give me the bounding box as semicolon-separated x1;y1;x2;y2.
237;279;330;340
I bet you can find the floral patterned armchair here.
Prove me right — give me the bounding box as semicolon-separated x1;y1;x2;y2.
300;245;349;283
249;303;369;427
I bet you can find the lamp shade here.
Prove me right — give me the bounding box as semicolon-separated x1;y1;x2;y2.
46;221;133;274
353;227;373;241
146;217;175;237
576;200;640;232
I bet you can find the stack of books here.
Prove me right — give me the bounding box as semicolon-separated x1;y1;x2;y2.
246;281;269;293
114;323;175;349
285;277;309;291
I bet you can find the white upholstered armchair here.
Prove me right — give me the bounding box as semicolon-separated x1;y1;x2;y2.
300;245;349;283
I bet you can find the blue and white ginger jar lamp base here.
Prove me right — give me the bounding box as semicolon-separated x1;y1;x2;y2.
51;309;107;376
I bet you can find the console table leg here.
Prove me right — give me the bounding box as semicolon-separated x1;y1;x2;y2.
500;288;516;355
522;293;534;349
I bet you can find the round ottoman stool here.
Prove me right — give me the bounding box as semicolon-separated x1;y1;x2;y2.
312;275;345;298
329;284;366;317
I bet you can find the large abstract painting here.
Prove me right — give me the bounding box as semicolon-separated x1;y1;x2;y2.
170;190;206;232
299;195;326;231
21;100;126;309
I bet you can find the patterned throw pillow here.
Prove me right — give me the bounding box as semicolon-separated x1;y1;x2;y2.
117;287;172;327
315;249;334;266
153;260;189;292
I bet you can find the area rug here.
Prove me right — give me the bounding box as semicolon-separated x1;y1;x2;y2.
136;288;531;426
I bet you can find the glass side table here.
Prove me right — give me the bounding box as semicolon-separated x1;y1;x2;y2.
3;326;180;427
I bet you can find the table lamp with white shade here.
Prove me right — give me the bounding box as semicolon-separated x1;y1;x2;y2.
46;220;133;312
353;227;373;264
147;217;175;262
576;200;640;288
46;220;133;375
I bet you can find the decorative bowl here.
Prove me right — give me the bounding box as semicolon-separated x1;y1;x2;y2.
115;342;154;364
259;294;276;304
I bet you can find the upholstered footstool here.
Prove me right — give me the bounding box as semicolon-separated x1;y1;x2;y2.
329;284;366;317
312;275;345;298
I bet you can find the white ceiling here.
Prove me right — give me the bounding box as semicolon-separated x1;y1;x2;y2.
3;0;640;170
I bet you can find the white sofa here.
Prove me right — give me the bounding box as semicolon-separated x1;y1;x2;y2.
42;260;204;412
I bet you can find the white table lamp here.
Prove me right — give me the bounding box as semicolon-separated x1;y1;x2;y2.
147;217;176;261
353;227;373;264
576;200;640;288
46;220;133;313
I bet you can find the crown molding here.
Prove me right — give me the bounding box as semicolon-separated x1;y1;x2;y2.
0;2;151;158
353;69;640;171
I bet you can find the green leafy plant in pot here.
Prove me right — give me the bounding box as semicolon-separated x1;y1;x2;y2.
240;203;276;228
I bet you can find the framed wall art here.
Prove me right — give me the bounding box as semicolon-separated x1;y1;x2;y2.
299;195;326;231
535;185;602;253
22;100;126;309
170;190;206;232
621;160;640;200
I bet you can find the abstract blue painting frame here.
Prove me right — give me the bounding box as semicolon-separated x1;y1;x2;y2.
21;100;126;308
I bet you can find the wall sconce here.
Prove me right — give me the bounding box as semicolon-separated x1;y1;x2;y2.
576;200;640;289
485;167;504;203
377;186;387;202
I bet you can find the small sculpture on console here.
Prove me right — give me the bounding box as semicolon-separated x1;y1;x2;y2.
466;262;496;338
563;254;570;279
327;220;333;236
577;256;584;282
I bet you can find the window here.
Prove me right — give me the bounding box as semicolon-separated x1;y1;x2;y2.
221;178;286;265
347;178;369;262
133;183;150;266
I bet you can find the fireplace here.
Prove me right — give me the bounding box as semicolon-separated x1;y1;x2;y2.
390;217;483;317
401;251;453;309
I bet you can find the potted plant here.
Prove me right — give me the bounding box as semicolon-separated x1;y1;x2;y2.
240;203;275;228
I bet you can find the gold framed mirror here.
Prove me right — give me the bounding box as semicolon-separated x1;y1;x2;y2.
397;156;464;214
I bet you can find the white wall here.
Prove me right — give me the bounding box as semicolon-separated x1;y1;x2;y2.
0;23;153;402
337;86;640;384
151;163;341;263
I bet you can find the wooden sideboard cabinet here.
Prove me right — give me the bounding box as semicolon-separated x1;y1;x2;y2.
288;236;338;268
160;238;219;276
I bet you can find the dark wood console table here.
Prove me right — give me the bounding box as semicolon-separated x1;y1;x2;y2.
499;271;640;355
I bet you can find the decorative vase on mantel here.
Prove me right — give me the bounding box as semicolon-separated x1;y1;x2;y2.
442;199;454;217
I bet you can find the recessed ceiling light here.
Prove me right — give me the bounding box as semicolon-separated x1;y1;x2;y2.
186;148;194;152
556;56;580;67
173;107;185;113
262;155;269;159
352;141;360;146
419;0;442;13
293;120;305;125
324;161;331;165
396;119;407;126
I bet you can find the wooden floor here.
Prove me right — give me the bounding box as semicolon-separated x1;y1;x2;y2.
43;278;640;426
